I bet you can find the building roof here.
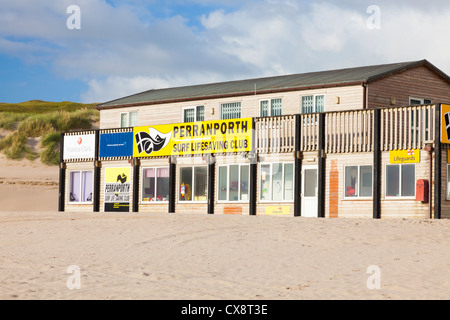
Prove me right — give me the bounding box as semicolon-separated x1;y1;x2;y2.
97;59;449;109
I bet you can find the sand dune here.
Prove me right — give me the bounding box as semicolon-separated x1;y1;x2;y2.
1;156;450;300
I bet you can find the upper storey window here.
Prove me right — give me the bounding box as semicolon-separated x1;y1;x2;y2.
183;106;204;122
260;98;282;117
221;102;241;120
120;111;137;128
301;95;324;114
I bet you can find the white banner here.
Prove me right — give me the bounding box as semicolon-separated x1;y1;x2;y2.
63;134;96;160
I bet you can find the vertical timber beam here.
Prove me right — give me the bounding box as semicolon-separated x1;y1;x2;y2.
93;130;101;212
317;113;326;218
294;114;302;217
434;104;442;219
207;154;215;214
58;132;66;212
169;156;176;213
249;118;257;216
373;108;381;219
132;158;140;213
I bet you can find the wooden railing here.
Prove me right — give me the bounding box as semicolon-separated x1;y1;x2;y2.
380;105;435;151
325;110;374;153
299;113;319;152
254;104;436;154
254;115;296;153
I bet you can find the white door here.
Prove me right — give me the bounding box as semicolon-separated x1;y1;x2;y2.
301;165;318;217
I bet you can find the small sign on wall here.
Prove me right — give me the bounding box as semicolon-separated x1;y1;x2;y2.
389;149;420;164
265;206;290;215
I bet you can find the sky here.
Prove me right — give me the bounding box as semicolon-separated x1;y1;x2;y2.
1;0;450;104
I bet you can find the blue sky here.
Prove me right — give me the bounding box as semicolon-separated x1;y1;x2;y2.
1;0;450;104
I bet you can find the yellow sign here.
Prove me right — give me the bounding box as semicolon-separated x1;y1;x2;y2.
104;167;131;212
265;206;291;215
133;118;253;157
441;104;450;144
389;149;420;163
447;150;450;164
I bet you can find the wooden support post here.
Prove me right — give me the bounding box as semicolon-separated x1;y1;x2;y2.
249;118;257;216
207;155;215;215
373;108;381;219
434;104;442;219
93;130;101;212
132;158;140;213
58;132;66;212
294;114;302;217
169;157;176;213
317;113;326;218
249;153;257;216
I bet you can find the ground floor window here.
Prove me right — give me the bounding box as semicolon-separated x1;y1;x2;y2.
344;165;373;198
260;162;294;201
179;166;208;202
386;164;415;198
218;164;249;202
69;170;93;203
142;167;169;202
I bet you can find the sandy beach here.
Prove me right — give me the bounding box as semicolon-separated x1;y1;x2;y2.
1;156;450;300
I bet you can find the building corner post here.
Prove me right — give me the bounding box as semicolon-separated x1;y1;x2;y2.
58;132;66;212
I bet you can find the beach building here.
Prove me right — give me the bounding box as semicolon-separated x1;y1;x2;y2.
59;59;450;218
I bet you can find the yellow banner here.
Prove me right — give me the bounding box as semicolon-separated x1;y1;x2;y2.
265;206;291;215
389;149;420;163
133;118;253;157
441;104;450;144
104;167;131;212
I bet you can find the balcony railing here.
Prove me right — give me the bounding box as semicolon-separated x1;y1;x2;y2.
254;104;436;154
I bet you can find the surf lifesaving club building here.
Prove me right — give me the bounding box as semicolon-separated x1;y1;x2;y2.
59;59;450;219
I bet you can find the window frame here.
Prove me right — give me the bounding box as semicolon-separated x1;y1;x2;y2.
301;94;325;114
220;102;242;120
68;170;94;204
217;163;250;203
182;105;205;123
343;165;373;200
178;165;208;203
384;163;416;199
259;162;295;202
409;97;432;105
259;98;282;117
119;111;138;128
140;166;170;203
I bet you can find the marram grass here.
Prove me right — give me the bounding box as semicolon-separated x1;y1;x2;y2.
0;102;99;165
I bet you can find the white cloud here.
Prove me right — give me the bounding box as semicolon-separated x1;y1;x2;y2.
2;0;450;103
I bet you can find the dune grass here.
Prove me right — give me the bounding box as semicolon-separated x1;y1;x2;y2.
0;101;99;165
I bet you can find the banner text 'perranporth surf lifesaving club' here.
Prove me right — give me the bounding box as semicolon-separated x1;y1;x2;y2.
133;118;253;157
